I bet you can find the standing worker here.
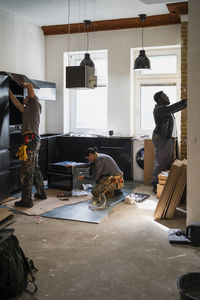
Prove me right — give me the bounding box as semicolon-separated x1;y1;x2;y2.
77;147;124;198
9;83;47;207
152;91;187;193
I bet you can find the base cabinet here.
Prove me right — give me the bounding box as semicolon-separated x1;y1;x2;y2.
0;170;10;202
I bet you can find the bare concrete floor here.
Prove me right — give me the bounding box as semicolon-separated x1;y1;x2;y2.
9;185;200;300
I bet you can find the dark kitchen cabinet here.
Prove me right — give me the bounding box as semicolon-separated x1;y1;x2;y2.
0;75;10;202
9;161;22;193
49;136;133;180
0;170;10;201
38;137;48;180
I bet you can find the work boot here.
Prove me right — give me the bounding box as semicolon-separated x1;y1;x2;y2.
15;200;33;208
34;192;47;200
152;184;157;194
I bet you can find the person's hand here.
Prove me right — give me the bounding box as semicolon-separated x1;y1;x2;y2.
21;82;31;88
65;164;73;168
77;176;85;181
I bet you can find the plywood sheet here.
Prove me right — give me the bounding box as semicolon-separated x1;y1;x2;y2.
144;139;155;185
4;189;91;216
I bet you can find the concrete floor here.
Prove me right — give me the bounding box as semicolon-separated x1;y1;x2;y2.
9;185;200;300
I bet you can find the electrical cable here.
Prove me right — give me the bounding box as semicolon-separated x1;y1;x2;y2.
67;0;71;66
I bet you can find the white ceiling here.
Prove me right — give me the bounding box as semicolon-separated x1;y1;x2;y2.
0;0;187;26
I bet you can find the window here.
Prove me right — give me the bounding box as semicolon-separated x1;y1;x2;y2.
132;47;181;136
68;50;108;133
140;85;177;131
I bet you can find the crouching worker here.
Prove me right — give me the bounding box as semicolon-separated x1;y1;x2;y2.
77;147;124;198
9;83;47;208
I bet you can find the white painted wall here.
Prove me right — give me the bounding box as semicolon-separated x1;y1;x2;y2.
187;0;200;224
45;24;181;135
0;9;46;133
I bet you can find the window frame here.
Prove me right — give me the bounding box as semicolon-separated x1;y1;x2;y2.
68;50;108;133
132;46;181;136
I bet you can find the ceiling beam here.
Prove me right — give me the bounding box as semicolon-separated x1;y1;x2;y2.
167;2;188;16
41;14;180;36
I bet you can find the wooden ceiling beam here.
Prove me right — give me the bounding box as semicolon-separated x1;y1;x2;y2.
41;13;180;36
167;2;188;16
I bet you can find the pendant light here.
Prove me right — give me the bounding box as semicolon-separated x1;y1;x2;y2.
134;14;151;70
80;20;95;68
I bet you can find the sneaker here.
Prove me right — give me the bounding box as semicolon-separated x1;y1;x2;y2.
34;192;47;200
15;200;33;208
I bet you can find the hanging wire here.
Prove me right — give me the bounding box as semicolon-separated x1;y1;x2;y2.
93;0;96;52
86;30;89;52
78;0;81;59
67;0;71;66
141;25;144;49
139;14;146;49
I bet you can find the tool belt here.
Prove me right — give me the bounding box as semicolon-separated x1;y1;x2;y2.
99;174;124;189
16;133;40;161
22;132;41;152
16;144;28;161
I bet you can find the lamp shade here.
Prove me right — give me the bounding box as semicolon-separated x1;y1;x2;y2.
134;50;151;70
80;53;95;68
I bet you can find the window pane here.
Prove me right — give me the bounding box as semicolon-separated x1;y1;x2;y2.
76;87;107;129
140;85;177;131
75;57;107;86
141;55;177;75
73;53;108;130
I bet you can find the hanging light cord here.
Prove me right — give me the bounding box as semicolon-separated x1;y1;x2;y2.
93;0;96;51
141;24;144;49
139;14;146;50
87;30;89;52
67;0;71;66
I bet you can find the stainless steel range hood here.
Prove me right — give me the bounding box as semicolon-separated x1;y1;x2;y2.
0;71;39;90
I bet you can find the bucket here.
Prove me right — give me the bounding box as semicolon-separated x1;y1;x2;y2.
177;273;200;300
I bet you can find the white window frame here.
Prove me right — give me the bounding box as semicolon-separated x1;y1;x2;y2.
132;46;181;137
68;50;108;134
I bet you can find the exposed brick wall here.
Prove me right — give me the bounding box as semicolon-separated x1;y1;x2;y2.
181;21;188;159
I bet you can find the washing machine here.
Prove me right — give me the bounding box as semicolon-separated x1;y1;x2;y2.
133;139;144;181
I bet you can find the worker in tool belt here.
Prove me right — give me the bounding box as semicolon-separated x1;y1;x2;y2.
77;147;124;198
152;91;187;193
9;83;47;207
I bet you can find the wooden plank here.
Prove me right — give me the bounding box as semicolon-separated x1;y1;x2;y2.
144;139;155;185
154;160;183;220
157;184;164;199
0;208;14;229
41;14;180;36
165;163;187;219
167;2;188;16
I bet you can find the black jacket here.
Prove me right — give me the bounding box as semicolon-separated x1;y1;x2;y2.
152;99;187;140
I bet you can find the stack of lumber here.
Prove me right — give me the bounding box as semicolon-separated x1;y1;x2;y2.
154;160;187;220
0;208;14;229
157;172;169;199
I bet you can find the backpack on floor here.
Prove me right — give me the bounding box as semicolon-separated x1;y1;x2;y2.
0;228;38;299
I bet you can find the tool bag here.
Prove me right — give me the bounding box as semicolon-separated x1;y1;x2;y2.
0;228;38;299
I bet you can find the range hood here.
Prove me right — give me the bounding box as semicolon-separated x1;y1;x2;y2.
0;71;39;89
66;65;97;89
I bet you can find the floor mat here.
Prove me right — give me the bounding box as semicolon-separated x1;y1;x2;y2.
41;181;138;224
3;189;91;216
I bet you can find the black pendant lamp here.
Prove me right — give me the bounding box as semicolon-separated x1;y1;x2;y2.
134;14;151;70
80;20;95;68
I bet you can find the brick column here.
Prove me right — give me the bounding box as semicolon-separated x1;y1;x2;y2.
180;21;188;159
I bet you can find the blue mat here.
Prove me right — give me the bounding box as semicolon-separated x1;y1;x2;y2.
41;181;138;224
